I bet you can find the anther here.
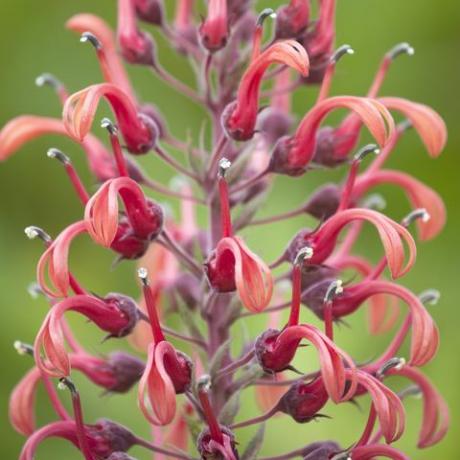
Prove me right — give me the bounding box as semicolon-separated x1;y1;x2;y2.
376;357;406;378
257;8;277;26
401;208;430;228
362;193;387;211
35;73;63;90
387;42;415;60
197;374;212;392
218;157;231;178
331;44;354;63
353;144;380;162
324;280;343;304
24;226;52;244
419;289;441;306
58;377;78;395
137;267;149;286
80;32;102;50
398;384;422;400
101;117;118;135
27;282;44;299
14;340;33;356
294;247;314;265
47;148;70;165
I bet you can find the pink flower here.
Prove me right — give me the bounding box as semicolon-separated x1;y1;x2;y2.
349;444;410;460
34;294;140;377
275;0;310;39
199;0;229;51
223;40;309;140
270;96;395;176
84;177;163;247
353;169;446;240
63;83;157;154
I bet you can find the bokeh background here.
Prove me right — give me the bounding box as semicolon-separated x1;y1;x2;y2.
0;0;458;458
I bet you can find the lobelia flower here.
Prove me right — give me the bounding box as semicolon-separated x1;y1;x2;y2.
284;208;416;279
269;96;395;176
255;250;357;403
204;159;273;313
63;83;158;154
117;0;156;65
199;0;229;52
275;0;310;39
34;294;141;377
222;40;310;141
353;169;446;240
84;176;164;248
137;268;192;426
134;0;164;26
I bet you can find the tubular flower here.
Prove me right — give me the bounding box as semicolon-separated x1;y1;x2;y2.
63;83;157;154
255;325;356;403
84;176;163;247
137;270;192;426
275;0;310;39
269;96;395;176
117;0;156;65
285;208;416;278
353;169;446;240
0;115;118;181
204;159;273;312
199;0;229;52
222;40;309;141
19;419;136;460
134;0;164;26
346;369;406;444
385;364;449;448
344;444;410;460
34;294;140;377
66;14;136;101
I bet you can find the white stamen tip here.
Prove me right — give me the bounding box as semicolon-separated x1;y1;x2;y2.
24;227;38;239
219;157;231;170
137;267;148;280
269;12;277;19
422;210;431;222
395;357;406;370
14;341;27;355
57;381;67;391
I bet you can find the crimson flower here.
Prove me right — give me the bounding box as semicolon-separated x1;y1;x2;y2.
275;0;310;39
34;294;140;377
199;0;229;51
137;269;192;425
204;159;273;312
222;40;309;141
63;83;157;154
269;96;395;176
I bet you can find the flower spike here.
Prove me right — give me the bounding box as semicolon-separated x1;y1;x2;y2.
63;83;157;154
223;40;309;141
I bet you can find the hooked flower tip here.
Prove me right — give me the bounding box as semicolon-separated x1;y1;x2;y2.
331;44;354;63
376;357;406;379
324;279;343;303
387;42;415;60
80;31;102;49
47;148;71;164
24;226;51;243
218;157;232;177
257;8;277;26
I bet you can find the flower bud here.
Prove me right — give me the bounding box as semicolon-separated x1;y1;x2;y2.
87;419;136;457
110;218;150;260
135;0;163;26
106;352;145;392
304;183;341;219
255;329;297;373
259;109;293;145
275;0;310;40
278;379;329;423
197;425;239;460
104;293;142;337
139;103;167;139
302;441;341;460
312;126;348;167
283;228;314;264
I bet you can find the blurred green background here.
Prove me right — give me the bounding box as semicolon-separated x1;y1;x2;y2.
0;0;458;458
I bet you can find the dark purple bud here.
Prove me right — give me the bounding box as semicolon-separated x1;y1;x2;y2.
197;426;239;460
120;29;156;66
312;126;346;167
275;0;310;40
302;441;342;460
269;136;306;176
139;104;168;139
259;109;293;145
104;293;142;338
107;352;145;393
255;329;298;373
283;228;314;264
87;419;136;457
304;183;341;220
135;0;164;26
278;378;329;423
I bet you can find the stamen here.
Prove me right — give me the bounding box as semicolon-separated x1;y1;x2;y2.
257;8;277;27
80;31;102;49
401;208;430;228
398;384;422;400
14;340;33;356
101;118;129;177
218;157;231;178
331;44;354;63
376;356;406;379
218;158;233;238
35;73;68;103
27;282;45;299
294;246;314;264
323;280;343;340
197;375;224;444
47;148;90;204
353;143;380;162
361;193;387;211
137;268;165;343
324;279;343;304
24;226;52;244
387;42;415;60
418;289;441;306
252;9;277;61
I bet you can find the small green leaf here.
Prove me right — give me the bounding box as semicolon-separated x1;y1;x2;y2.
241;424;266;460
218;391;241;425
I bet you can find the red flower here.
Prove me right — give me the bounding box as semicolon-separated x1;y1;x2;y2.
199;0;229;51
270;96;395;176
223;40;309;141
348;444;410;460
63;83;157;154
204;160;273;312
275;0;310;39
84;177;163;247
34;294;140;377
137;269;192;426
353;169;446;240
66;13;137;101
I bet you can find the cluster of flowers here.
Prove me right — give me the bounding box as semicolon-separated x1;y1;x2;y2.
3;1;449;459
